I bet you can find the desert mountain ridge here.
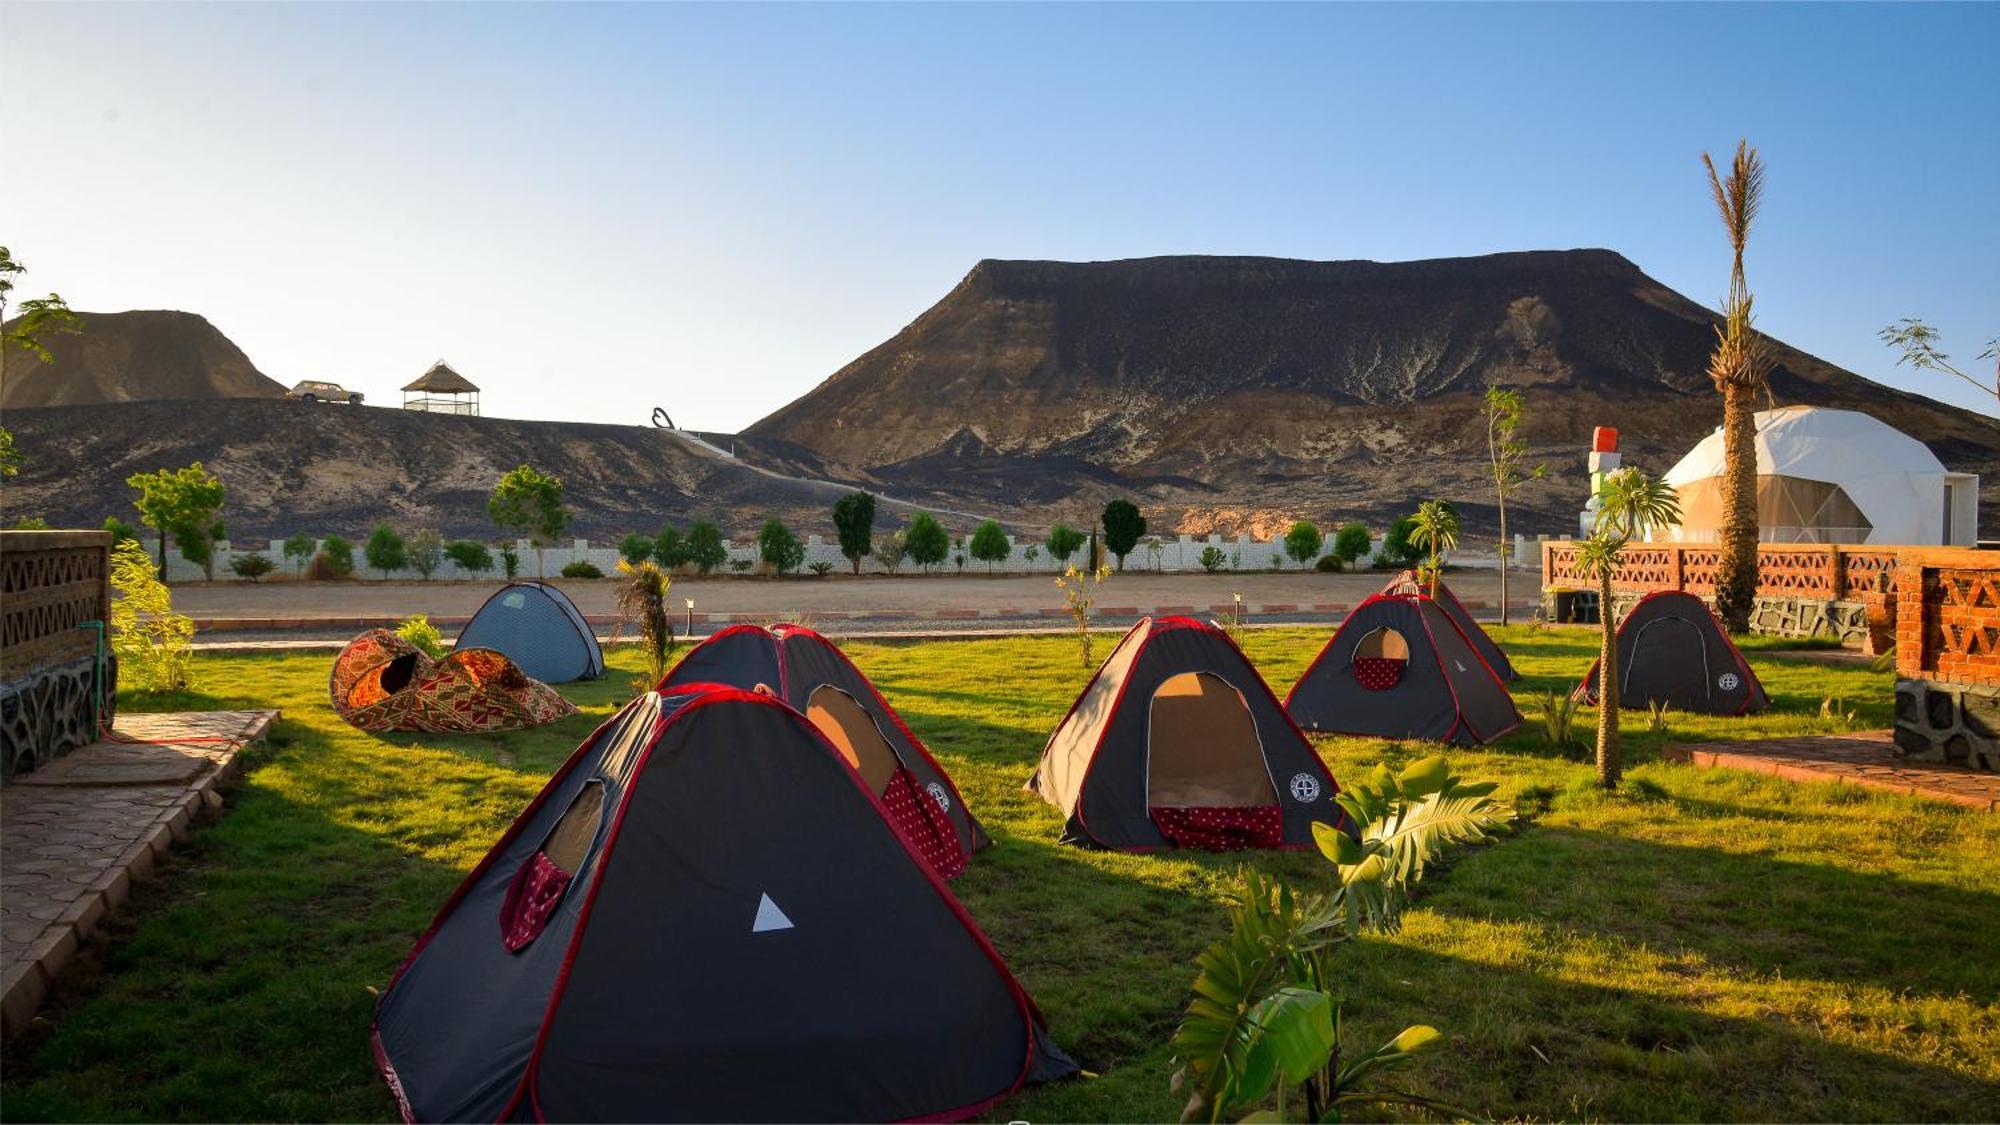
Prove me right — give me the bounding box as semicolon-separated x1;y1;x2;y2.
0;309;287;409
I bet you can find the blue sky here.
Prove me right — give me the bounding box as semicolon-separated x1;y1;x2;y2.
4;2;1995;429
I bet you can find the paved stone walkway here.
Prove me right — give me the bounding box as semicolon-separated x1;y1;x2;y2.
1662;730;1999;811
1;710;277;1035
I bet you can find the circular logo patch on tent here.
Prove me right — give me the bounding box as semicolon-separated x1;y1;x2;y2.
1717;672;1741;691
925;782;951;812
1289;773;1322;803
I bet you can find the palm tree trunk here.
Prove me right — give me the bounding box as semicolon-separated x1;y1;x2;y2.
1596;569;1620;788
1713;381;1759;633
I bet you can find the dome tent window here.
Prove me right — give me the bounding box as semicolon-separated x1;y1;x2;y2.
1351;627;1409;691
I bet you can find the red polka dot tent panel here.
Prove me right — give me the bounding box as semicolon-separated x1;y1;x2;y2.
1353;657;1406;691
1149;805;1284;850
880;768;967;879
499;852;574;952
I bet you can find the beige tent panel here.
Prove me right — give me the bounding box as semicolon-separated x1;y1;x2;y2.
1147;672;1279;807
807;685;901;795
1031;624;1148;815
542;783;605;872
1674;474;1874;544
1355;627;1410;661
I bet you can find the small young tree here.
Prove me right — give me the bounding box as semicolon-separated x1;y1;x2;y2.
1881;318;1999;406
407;528;444;581
654;524;689;572
758;517;805;575
282;531;317;576
1199;545;1227;573
103;516;139;546
108;540;194;693
616;559;675;687
229;553;275;582
618;533;655;567
1045;522;1086;568
1377;515;1421;567
905;513;949;573
364;524;408;579
685;519;727;575
1101;499;1146;572
952;536;967;574
1409;501;1461;599
1054;562;1115;666
319;534;356;578
1575;469;1682;788
127;462;225;581
969;519;1010;573
500;544;521;579
873;530;908;574
1333;523;1371;570
1284;521;1324;568
487;464;569;578
445;539;493;577
1023;543;1041;570
1484;387;1545;625
832;491;878;575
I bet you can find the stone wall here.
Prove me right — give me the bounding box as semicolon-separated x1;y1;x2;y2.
1892;548;1999;770
0;530;115;782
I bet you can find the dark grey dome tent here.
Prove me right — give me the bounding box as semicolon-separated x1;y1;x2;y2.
1378;569;1518;680
1573;590;1768;715
1027;616;1345;851
1286;593;1523;746
456;581;604;684
658;623;987;878
372;685;1076;1123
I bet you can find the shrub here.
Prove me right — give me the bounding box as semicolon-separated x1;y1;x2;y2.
109;540;194;692
560;560;604;579
1376;515;1421;567
314;535;355;579
395;613;446;659
364;524;407;578
1284;520;1323;567
282;531;316;575
444;539;492;577
905;514;949;572
872;530;907;574
685;520;727;575
229;552;275;582
1054;562;1114;666
1537;690;1583;754
728;558;753;573
1045;522;1086;567
1314;554;1342;572
12;516;50;530
408;528;444;580
1023;544;1041;570
1101;498;1146;570
758;517;806;575
952;538;967;573
832;491;877;575
808;560;835;577
969;519;1009;572
1199;545;1227;573
103;516;140;545
1333;522;1371;568
500;544;521;579
617;533;654;567
654;525;689;571
615;560;674;687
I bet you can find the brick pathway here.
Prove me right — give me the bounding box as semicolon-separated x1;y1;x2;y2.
1662;730;1999;811
1;710;276;1035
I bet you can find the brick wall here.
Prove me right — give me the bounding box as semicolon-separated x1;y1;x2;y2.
1896;548;2000;686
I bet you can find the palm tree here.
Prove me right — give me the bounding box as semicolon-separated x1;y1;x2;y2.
1573;468;1681;788
1408;500;1460;600
1701;140;1773;634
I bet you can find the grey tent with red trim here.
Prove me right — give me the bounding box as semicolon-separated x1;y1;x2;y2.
1027;616;1345;851
372;685;1075;1123
1573;590;1769;715
1285;594;1523;746
657;623;986;878
1377;570;1518;681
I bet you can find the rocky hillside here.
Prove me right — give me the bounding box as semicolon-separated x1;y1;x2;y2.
1;399;902;540
748;251;2000;533
0;310;287;409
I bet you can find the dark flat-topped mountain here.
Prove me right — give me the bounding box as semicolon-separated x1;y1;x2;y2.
0;310;288;409
748;251;1999;533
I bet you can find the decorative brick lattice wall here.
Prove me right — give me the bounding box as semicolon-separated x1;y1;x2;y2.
0;531;114;781
1894;548;2000;769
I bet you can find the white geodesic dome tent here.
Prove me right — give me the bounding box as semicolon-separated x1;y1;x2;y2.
1657;406;1979;546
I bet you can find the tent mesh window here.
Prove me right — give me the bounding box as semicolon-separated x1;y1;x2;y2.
806;685;964;876
1146;673;1282;849
1352;627;1409;691
1674;475;1874;545
501;781;603;952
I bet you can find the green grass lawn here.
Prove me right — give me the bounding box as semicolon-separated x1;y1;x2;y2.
3;626;1996;1122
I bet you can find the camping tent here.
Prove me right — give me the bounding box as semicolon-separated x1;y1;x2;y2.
1285;594;1522;745
456;581;604;684
1574;591;1768;715
1027;616;1345;851
372;685;1077;1123
1377;570;1518;680
330;629;576;733
659;623;986;877
1658;405;1980;546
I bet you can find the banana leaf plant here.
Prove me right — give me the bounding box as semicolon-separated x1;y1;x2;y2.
1311;755;1512;935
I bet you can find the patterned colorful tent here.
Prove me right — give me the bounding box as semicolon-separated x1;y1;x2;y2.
331;630;575;733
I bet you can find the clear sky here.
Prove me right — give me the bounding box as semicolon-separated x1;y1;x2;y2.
4;2;1995;430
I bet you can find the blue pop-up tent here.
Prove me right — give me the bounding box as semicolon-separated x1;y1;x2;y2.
456;581;604;684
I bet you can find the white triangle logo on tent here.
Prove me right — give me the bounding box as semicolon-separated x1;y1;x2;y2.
751;893;794;933
1454;660;1468;673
